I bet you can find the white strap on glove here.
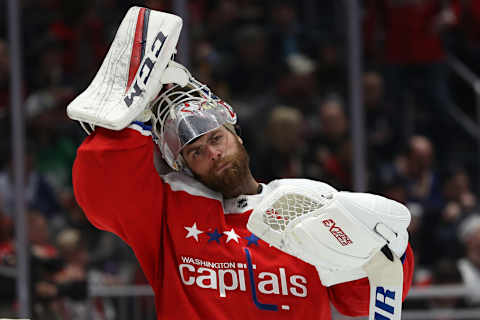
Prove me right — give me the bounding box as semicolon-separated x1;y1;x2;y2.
67;6;183;131
247;185;411;286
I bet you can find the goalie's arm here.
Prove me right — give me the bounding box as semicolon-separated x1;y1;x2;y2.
73;126;165;283
326;243;414;317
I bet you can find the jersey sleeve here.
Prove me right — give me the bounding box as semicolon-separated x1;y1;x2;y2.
72;126;165;283
327;243;415;317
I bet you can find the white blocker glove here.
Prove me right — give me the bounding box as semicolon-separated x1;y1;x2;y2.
247;185;411;287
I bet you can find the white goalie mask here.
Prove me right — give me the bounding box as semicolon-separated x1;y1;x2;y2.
150;64;237;171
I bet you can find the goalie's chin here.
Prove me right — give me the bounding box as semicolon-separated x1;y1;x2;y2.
201;164;244;197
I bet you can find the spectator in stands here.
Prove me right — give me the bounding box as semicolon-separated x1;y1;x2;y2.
275;53;319;116
420;167;476;266
226;25;273;98
404;202;434;287
314;40;346;98
382;135;443;212
305;96;350;187
427;259;466;311
266;0;312;64
52;229;90;320
364;0;460;141
378;176;408;204
309;96;348;154
430;201;465;263
190;36;230;102
29;211;58;258
0;150;60;218
457;214;480;306
363;70;400;163
442;166;477;214
27;211;64;320
205;0;240;55
252;105;306;181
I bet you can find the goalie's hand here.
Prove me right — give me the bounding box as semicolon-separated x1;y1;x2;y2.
289;191;409;265
247;188;410;286
66;7;183;132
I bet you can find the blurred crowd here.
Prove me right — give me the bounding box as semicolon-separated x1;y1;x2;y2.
1;0;480;318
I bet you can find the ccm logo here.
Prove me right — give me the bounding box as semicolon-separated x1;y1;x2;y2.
322;219;353;246
374;286;396;320
124;31;167;107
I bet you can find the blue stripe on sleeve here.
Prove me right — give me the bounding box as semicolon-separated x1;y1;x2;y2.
132;121;152;131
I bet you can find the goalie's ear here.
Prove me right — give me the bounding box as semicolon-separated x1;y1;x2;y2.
67;7;182;131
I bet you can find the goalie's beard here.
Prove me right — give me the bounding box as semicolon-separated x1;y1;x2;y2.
194;138;251;199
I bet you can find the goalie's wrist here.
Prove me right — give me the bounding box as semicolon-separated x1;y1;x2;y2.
131;120;153;131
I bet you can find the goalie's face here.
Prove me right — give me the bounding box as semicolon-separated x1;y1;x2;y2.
181;126;250;196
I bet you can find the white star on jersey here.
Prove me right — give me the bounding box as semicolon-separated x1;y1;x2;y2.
185;223;203;242
224;228;240;243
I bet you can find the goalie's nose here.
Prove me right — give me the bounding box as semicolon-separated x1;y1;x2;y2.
208;145;223;161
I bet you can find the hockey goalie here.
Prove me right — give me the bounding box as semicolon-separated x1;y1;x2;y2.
68;6;414;320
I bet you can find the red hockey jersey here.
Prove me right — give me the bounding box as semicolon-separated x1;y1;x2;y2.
73;125;414;319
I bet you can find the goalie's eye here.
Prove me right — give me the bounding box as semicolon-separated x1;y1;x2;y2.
210;134;223;145
192;149;201;158
184;146;203;160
